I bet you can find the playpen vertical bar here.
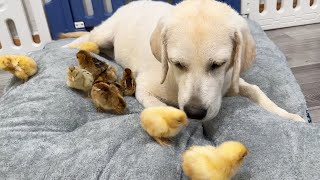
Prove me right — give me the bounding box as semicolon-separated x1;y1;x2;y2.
69;0;87;22
92;0;106;23
0;22;14;51
29;0;52;44
300;0;310;9
111;0;126;13
265;0;278;13
12;0;34;49
45;0;76;39
282;0;294;13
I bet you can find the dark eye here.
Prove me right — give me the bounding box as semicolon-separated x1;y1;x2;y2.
210;62;225;71
174;62;187;71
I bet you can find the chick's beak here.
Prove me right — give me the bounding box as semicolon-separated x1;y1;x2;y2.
70;77;75;82
244;150;248;157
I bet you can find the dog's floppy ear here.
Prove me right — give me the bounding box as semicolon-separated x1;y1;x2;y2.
230;24;256;95
150;18;169;84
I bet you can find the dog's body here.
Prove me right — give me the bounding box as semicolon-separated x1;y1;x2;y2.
65;0;304;122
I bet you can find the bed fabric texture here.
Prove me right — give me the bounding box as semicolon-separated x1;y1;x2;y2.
1;20;319;180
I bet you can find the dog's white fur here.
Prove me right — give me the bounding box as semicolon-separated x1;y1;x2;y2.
65;0;304;122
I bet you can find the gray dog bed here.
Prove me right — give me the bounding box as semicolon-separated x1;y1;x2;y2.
1;20;319;180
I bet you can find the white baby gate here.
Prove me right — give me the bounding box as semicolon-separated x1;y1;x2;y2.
0;0;51;55
242;0;320;30
1;0;320;55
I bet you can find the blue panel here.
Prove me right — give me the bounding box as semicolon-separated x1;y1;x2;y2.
223;0;241;13
69;0;126;28
103;0;126;19
44;0;77;39
173;0;182;4
69;0;101;27
44;0;240;39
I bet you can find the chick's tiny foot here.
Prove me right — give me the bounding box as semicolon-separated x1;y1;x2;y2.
85;93;91;99
96;107;104;113
154;137;171;146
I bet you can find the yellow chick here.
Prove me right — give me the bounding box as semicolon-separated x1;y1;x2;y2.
120;68;136;96
66;65;94;96
91;82;126;114
182;141;248;180
140;107;188;146
0;55;37;82
70;42;100;54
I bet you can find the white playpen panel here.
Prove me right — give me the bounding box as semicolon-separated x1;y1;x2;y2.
0;0;51;55
242;0;320;30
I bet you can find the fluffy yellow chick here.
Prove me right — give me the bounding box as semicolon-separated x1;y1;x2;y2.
0;55;37;81
182;141;248;180
70;42;100;54
140;107;188;146
66;65;94;96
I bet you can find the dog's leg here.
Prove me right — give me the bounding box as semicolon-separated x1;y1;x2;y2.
135;84;167;107
62;33;90;48
238;78;305;122
63;14;116;48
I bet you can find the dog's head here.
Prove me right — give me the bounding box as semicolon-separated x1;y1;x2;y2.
150;0;256;121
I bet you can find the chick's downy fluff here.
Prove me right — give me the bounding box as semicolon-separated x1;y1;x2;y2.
66;65;94;94
120;68;136;96
76;50;117;82
91;82;126;114
0;55;37;81
182;141;248;180
70;42;100;54
140;107;188;146
95;64;118;83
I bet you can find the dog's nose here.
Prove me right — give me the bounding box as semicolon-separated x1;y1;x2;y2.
183;102;207;120
184;104;207;120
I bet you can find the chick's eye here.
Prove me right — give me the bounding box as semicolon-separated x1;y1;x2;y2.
174;62;187;71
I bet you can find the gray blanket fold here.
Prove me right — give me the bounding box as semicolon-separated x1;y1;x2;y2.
0;20;319;180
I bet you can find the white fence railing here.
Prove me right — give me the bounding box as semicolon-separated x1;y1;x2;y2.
1;0;319;55
0;0;51;55
242;0;320;30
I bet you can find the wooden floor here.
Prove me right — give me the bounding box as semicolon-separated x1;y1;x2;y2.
0;24;319;122
266;24;320;122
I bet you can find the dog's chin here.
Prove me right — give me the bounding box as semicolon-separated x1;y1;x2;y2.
200;105;221;122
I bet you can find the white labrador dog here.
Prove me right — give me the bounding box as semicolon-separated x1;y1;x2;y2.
64;0;304;122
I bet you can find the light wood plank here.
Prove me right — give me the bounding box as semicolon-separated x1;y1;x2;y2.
309;107;320;123
291;64;320;85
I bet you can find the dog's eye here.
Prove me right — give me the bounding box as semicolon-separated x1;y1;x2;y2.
210;62;225;71
174;62;187;71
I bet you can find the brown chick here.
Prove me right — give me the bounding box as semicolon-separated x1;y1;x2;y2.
76;50;117;82
120;68;136;96
0;55;37;82
91;82;126;114
182;141;248;180
94;64;118;83
140;107;188;146
107;82;125;96
66;65;94;97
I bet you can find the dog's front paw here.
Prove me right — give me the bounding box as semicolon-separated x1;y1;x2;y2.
140;107;188;146
287;113;305;122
